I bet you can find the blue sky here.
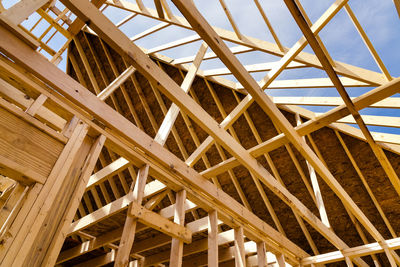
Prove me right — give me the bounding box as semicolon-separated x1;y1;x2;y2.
4;0;399;135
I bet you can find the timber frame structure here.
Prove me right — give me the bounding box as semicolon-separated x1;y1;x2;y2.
0;0;399;266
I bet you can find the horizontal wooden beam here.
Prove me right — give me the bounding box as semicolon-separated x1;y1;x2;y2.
129;201;192;244
318;113;400;128
86;157;130;190
146;34;201;54
69;180;166;234
130;22;169;42
302;237;400;265
145;229;238;265
57;227;125;264
172;45;252;65
273;96;400;108
331;123;400;147
202;61;306;76
238;77;369;89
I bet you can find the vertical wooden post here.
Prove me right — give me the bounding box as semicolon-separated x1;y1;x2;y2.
169;189;186;267
234;226;246;267
276;253;285;267
345;257;354;267
128;258;144;267
295;113;330;228
208;210;218;267
256;242;267;267
115;164;149;267
40;134;106;267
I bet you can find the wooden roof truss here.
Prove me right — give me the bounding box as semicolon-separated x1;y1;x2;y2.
0;0;399;266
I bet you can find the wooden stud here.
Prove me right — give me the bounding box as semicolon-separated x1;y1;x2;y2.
257;242;267;267
154;0;165;19
208;210;218;267
296;114;330;228
0;185;29;239
115;164;149;267
130;200;192;244
169;190;187;267
305;130;383;266
276;253;286;267
63;215;222;266
234;227;246;267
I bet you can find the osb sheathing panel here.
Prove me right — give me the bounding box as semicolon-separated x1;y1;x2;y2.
63;31;400;265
